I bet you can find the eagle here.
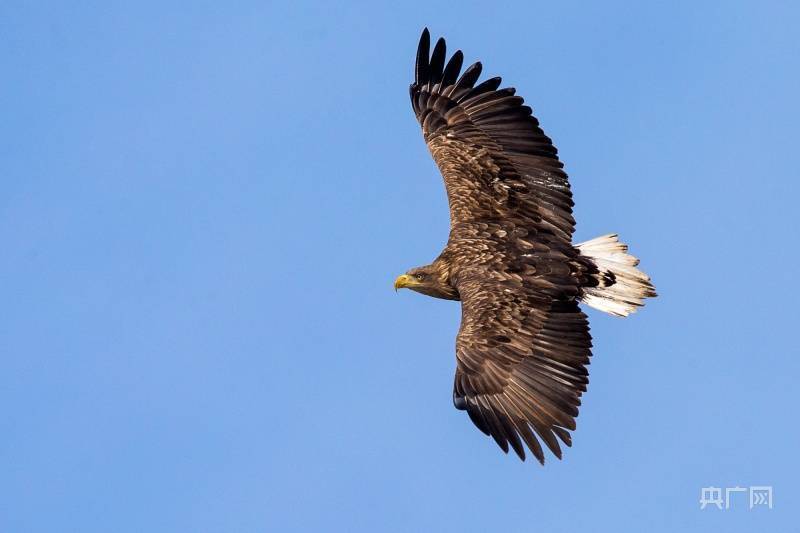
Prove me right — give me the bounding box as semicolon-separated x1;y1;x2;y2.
394;29;656;464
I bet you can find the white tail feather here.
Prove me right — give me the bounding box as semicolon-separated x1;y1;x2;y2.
576;234;656;317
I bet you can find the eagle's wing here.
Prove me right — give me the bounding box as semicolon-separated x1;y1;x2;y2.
410;29;575;240
454;267;592;464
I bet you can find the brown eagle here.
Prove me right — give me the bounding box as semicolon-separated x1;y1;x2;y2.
394;29;656;464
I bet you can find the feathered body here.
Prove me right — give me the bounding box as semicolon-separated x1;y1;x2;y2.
394;29;656;464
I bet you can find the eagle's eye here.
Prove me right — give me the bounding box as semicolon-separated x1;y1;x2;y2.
415;273;425;281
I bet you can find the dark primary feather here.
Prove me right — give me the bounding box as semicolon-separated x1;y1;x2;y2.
429;38;447;86
415;29;430;87
451;61;482;95
410;29;592;464
441;51;463;87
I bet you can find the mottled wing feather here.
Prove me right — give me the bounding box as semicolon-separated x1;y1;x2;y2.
454;270;592;463
410;29;575;241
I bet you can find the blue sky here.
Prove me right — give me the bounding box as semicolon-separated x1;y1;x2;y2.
2;1;798;532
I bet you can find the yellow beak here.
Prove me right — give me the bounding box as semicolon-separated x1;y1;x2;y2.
394;274;413;291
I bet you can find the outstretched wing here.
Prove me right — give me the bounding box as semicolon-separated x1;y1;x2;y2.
454;267;592;464
410;28;575;241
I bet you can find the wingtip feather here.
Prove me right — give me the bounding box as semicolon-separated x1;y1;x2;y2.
415;28;431;86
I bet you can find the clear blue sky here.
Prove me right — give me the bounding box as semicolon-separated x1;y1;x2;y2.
2;1;798;532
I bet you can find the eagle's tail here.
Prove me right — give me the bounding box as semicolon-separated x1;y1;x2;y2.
576;234;656;317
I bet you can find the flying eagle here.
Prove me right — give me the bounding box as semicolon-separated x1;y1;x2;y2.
394;29;656;464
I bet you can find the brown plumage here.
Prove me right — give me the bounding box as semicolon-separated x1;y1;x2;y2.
394;29;657;465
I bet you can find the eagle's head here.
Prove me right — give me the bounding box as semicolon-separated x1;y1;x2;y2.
394;263;459;300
